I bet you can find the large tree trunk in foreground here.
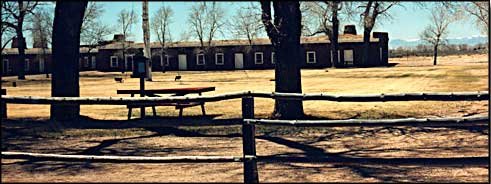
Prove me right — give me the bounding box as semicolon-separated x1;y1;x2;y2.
50;1;87;121
15;35;26;80
261;1;304;119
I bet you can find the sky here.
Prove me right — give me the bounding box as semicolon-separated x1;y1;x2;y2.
19;1;488;48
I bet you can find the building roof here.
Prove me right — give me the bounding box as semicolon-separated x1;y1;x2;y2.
99;34;380;50
2;47;98;55
1;34;382;55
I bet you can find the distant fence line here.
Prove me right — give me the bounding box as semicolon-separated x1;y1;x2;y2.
1;91;488;105
1;91;489;183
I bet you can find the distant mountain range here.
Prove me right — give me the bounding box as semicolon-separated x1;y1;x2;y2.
389;36;488;49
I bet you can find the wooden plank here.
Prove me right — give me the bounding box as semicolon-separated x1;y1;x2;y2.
242;96;259;183
244;116;489;127
117;87;215;95
1;92;249;105
1;91;488;106
1;151;255;163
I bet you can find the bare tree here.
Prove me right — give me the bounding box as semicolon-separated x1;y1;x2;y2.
80;2;113;53
230;3;264;46
117;8;138;73
357;1;398;66
1;2;15;53
30;6;53;78
151;4;173;72
419;5;454;65
260;1;304;119
302;1;353;67
50;1;87;121
462;2;489;35
2;1;40;80
142;1;152;80
188;2;226;50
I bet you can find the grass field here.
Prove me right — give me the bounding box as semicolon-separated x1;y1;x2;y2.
1;54;489;182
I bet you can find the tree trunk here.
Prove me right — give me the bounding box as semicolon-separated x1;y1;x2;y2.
50;1;87;121
16;35;26;80
142;1;152;81
330;4;340;68
361;28;372;67
270;2;304;119
433;44;438;65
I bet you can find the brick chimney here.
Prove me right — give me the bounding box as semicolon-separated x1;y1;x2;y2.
113;34;125;42
343;25;357;35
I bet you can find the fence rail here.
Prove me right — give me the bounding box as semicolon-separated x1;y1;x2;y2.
1;151;254;163
1;91;488;105
1;91;489;183
245;116;489;127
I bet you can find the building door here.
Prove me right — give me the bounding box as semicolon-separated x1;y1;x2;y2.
91;56;96;69
39;58;45;73
234;53;243;69
125;55;133;71
178;54;187;70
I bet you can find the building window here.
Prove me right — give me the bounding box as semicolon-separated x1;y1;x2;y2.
215;53;224;65
271;52;276;64
2;59;8;73
24;59;30;71
161;54;169;66
344;49;354;65
110;56;118;68
306;51;316;63
83;56;89;67
196;53;205;65
254;52;263;64
91;56;96;69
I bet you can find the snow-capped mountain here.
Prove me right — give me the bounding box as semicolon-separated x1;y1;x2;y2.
389;36;488;49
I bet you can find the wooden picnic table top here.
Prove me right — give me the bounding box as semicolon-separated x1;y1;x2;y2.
117;87;215;95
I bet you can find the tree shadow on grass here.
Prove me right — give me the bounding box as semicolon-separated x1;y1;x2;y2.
2;116;488;182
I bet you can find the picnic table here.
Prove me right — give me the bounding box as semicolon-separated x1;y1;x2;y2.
117;87;215;119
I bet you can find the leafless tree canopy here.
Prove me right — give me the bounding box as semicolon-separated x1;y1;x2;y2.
187;2;226;49
462;2;489;35
118;8;138;42
30;6;53;48
357;1;399;33
151;5;173;53
230;2;264;46
80;2;113;50
301;1;352;36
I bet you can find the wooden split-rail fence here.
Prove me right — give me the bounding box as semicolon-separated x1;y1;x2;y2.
1;91;489;183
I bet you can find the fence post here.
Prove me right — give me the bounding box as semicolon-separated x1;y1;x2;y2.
1;89;6;119
242;96;258;183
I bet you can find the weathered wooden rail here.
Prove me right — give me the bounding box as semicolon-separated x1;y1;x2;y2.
1;91;489;183
0;91;488;105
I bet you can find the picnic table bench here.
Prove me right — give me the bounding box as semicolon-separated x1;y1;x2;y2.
117;87;215;119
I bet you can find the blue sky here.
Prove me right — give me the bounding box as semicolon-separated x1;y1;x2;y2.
21;1;486;47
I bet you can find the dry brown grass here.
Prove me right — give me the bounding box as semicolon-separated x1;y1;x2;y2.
1;54;489;182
